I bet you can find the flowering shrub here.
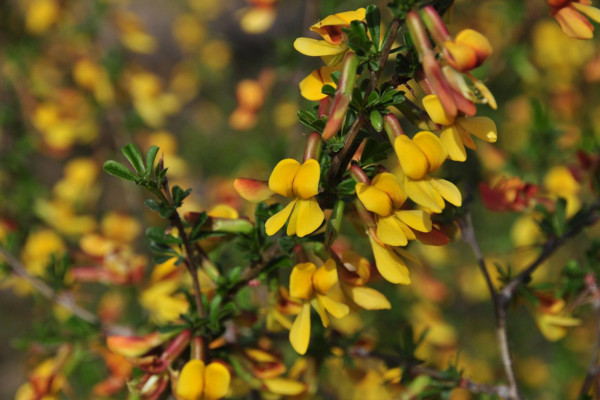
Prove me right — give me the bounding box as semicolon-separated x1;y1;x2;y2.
2;0;600;399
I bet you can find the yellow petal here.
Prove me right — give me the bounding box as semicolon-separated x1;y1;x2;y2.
444;41;477;72
440;126;467;162
290;302;311;354
368;235;411;284
290;262;317;300
348;286;391;310
572;3;600;23
395;210;432;232
269;159;300;197
296;198;325;237
265;200;296;236
286;199;301;236
404;179;444;213
293;159;321;199
457;123;477;150
293;38;345;56
176;360;205;400
239;7;276;34
372;172;407;208
356;183;393;216
312;259;338;294
429;178;462;207
458;116;497;143
554;6;594;39
456;29;493;60
336;8;367;23
376;215;408;247
422;94;455;125
412;131;448;173
299;66;338;101
317;292;350;319
312;297;330;327
262;378;306;396
299;70;327;101
204;362;231;400
394;135;429;180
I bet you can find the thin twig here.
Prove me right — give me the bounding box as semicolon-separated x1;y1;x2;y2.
0;247;99;326
460;212;522;400
579;273;600;397
162;177;206;321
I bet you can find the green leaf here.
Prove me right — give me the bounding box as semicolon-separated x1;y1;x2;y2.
366;5;381;52
321;84;336;96
345;20;371;56
103;160;135;181
370;110;383;132
145;145;159;177
144;198;161;212
121;143;145;175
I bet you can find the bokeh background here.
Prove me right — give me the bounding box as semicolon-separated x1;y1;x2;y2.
1;0;600;398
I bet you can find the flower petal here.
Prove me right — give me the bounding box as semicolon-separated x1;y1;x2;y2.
372;172;407;208
368;235;411;284
289;302;311;354
458;116;497;143
293;159;321;199
176;360;205;400
290;262;317;300
316;292;349;319
404;179;444;213
394;135;429;180
422;94;455;125
429;178;462;207
395;210;432;232
356;183;393;216
348;286;391;310
265;200;296;236
262;378;306;396
440;126;467;162
300;70;328;101
293;38;345;56
296;198;325;237
312;259;338;294
204;362;231;400
572;2;600;23
269;159;300;197
376;215;408;247
286;199;301;236
412;131;448;173
233;178;273;202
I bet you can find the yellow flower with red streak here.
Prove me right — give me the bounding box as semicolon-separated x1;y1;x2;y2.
175;359;231;400
294;8;365;99
393;131;462;213
533;293;581;341
288;259;350;354
265;158;324;237
337;251;391;310
294;8;366;65
548;0;600;39
356;172;433;246
443;29;493;73
423;94;497;162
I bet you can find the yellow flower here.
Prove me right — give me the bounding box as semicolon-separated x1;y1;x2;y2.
368;234;411;284
293;8;366;66
25;0;60;34
176;360;231;400
265;159;324;237
534;295;581;341
543;165;581;217
423;94;497;162
299;65;338;101
356;173;432;246
393;132;462;213
549;0;600;39
337;251;391;310
443;29;493;72
288;260;350;354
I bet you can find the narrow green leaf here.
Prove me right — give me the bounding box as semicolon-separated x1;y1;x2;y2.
103;160;135;181
121;143;145;175
366;5;381;52
145;145;159;177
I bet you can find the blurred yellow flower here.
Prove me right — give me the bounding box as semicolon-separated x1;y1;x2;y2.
176;359;230;400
